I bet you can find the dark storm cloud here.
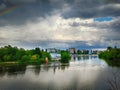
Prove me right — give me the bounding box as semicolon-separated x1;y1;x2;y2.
96;18;120;39
62;0;120;19
0;0;120;26
0;0;53;26
95;19;120;45
0;0;120;24
0;0;71;26
110;19;120;32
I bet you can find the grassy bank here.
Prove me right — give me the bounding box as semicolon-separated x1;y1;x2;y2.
0;62;19;66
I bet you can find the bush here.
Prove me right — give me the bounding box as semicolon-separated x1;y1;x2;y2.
61;51;71;63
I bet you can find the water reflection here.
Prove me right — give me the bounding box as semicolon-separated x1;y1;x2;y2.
70;55;106;68
71;55;98;61
0;65;26;77
0;55;120;90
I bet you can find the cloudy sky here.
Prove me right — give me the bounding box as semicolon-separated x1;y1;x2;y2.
0;0;120;49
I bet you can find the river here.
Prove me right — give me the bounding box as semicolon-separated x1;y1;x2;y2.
0;55;120;90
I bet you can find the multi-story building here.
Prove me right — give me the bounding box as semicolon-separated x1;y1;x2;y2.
68;48;77;54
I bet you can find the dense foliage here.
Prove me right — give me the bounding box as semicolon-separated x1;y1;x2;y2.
0;45;51;65
61;51;71;63
99;47;120;60
99;47;120;66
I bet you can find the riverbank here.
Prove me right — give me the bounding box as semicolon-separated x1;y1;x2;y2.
0;61;42;66
102;59;120;67
0;62;19;66
99;47;120;67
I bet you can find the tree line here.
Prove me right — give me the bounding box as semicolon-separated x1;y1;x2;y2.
99;46;120;66
0;45;51;65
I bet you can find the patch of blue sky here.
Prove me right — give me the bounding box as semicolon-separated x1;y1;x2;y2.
94;17;113;22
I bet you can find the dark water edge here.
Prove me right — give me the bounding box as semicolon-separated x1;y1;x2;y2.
100;58;120;67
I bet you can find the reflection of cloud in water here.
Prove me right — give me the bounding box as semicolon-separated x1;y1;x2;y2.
70;55;108;68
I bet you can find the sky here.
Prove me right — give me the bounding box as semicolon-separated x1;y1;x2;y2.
0;0;120;49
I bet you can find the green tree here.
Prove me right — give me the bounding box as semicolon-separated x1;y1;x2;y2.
20;55;30;64
107;46;112;51
15;48;25;60
77;50;82;54
40;52;52;63
61;51;71;63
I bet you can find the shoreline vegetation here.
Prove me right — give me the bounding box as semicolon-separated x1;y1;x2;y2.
1;45;119;67
99;46;120;67
0;45;71;66
0;45;52;66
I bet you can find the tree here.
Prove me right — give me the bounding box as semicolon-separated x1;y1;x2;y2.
107;46;112;51
31;54;39;61
77;50;82;54
21;55;30;64
61;51;71;63
15;48;25;60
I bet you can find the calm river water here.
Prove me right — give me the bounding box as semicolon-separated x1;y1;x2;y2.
0;55;120;90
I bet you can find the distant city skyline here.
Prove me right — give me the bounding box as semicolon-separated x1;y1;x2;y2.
0;0;120;49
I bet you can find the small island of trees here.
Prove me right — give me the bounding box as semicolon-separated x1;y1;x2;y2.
60;50;71;63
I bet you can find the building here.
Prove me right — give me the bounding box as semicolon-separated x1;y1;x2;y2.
68;48;77;54
47;48;56;53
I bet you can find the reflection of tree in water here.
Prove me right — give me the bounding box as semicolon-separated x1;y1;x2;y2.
40;63;69;74
83;56;89;60
0;67;6;77
106;69;120;90
42;65;50;71
34;66;41;75
73;55;76;61
0;65;69;77
53;65;57;74
77;56;81;60
73;55;98;61
0;65;26;77
61;66;66;71
53;64;69;74
91;55;98;59
60;64;69;71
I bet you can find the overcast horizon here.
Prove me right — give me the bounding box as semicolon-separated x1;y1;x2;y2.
0;0;120;49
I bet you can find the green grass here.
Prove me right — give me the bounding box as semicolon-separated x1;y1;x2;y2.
0;62;19;66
